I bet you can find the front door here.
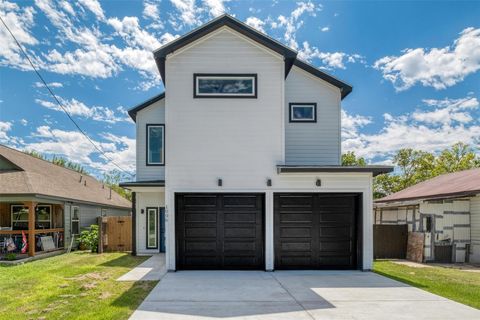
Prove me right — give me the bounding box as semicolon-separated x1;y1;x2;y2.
146;207;166;252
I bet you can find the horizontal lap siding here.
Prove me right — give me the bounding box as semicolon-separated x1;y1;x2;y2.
166;28;284;189
471;196;480;243
136;100;165;181
285;66;341;165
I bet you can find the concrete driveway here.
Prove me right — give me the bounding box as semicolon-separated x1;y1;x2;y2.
129;270;480;320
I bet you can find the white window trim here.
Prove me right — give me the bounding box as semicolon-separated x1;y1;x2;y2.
147;124;165;166
71;206;80;235
194;74;257;97
289;103;317;122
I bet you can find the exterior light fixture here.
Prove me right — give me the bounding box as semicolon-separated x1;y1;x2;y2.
266;178;272;187
218;178;223;187
316;178;321;187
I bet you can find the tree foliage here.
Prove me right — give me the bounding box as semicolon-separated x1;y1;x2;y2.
102;170;132;201
342;142;480;199
24;150;132;201
24;150;88;174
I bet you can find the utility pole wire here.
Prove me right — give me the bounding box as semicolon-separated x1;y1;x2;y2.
0;15;134;177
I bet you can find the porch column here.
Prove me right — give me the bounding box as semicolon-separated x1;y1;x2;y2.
24;201;37;257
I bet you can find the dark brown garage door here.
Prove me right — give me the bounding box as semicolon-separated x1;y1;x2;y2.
274;193;360;270
175;193;264;270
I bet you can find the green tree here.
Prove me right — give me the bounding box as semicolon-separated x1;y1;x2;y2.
434;142;480;175
341;151;367;166
102;170;132;201
24;150;88;174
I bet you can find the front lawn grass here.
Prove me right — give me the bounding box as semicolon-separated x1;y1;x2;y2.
0;252;156;320
374;260;480;309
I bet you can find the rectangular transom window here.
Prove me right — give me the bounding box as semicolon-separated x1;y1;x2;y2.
194;74;257;98
289;103;317;123
147;124;165;165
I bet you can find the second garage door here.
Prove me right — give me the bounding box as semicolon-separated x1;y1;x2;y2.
274;193;360;270
175;193;264;270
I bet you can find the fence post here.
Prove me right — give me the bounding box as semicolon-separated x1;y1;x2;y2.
97;216;103;254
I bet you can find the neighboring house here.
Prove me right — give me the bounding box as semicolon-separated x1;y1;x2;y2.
120;14;392;271
0;144;131;257
374;168;480;263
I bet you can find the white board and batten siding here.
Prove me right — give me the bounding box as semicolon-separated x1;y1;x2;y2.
285;66;341;165
135;99;165;181
135;191;165;255
470;194;480;263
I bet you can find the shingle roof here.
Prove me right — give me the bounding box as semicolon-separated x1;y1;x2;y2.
0;145;131;209
376;168;480;203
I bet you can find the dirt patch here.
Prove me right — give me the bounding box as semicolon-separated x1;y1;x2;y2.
66;272;109;281
99;291;112;300
391;259;432;268
80;282;97;290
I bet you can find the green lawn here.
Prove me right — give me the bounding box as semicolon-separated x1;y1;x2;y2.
0;252;157;320
374;260;480;309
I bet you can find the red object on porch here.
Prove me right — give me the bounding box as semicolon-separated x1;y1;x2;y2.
21;231;27;254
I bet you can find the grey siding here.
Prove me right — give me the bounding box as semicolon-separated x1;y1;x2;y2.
68;203;130;230
285;66;341;165
136;99;165;181
471;195;480;243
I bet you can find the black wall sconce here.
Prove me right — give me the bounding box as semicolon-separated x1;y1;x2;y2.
141;209;145;214
266;178;272;187
218;178;223;187
316;178;321;187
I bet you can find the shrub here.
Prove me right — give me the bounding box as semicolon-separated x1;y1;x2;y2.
5;253;16;261
79;225;99;253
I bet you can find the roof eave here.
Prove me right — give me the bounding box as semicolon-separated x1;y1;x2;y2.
153;14;298;85
376;190;480;203
127;92;165;122
276;165;393;177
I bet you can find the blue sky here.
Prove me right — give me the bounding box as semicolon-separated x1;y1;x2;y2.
1;0;479;178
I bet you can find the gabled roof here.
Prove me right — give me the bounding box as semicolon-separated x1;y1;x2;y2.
376;168;480;203
0;145;131;209
128;92;165;122
293;60;352;99
153;14;297;83
152;14;352;99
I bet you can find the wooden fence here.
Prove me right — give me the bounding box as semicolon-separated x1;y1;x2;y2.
373;224;408;259
98;216;132;252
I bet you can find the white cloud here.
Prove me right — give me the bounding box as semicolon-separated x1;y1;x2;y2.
78;0;105;21
35;97;130;123
245;17;265;33
321;26;329;32
273;1;317;50
374;27;480;91
203;0;229;17
0;1;38;70
0;120;23;146
298;42;365;69
60;1;75;16
143;0;160;20
34;81;63;88
20;119;28;126
342;96;480;160
412;97;478;125
24;126;135;174
170;0;200;27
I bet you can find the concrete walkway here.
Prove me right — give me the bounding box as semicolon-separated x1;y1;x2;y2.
117;254;167;281
129;270;480;319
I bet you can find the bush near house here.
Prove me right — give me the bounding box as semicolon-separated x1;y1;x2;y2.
0;252;156;320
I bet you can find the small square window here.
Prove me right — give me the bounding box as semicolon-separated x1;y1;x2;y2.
289;103;317;122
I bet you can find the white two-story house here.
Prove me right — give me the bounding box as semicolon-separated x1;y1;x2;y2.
120;14;392;271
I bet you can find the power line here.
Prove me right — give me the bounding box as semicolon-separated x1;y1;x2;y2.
0;16;134;177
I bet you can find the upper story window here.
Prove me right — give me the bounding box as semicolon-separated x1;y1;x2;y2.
147;124;165;166
194;74;257;98
289;103;317;123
